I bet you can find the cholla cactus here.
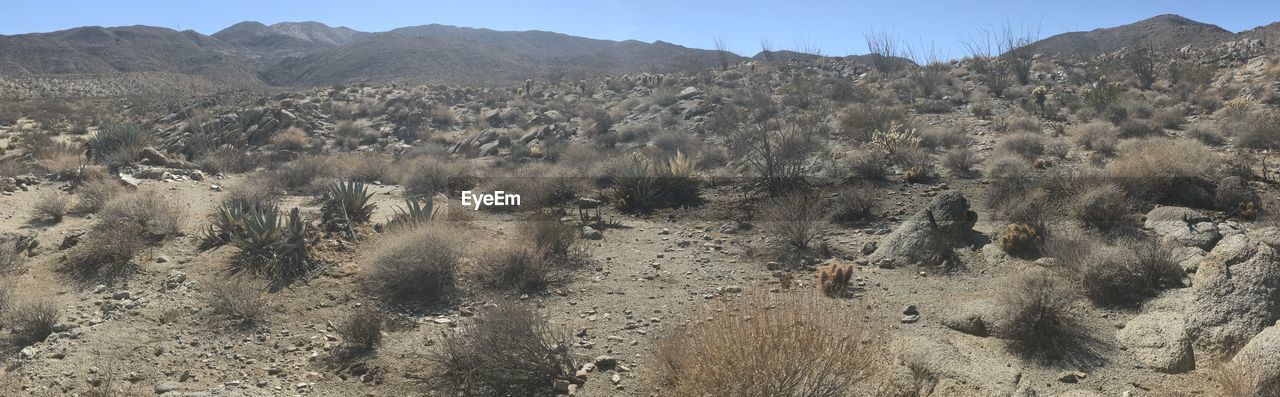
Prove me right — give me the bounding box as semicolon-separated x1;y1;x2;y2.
1222;97;1254;116
1031;85;1049;111
869;121;921;156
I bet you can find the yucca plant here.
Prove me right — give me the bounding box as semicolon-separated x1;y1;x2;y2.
90;123;151;165
324;180;376;224
201;201;313;281
388;197;436;230
608;156;663;212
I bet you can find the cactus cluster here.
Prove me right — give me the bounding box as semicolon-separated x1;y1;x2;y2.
817;261;853;297
998;223;1042;255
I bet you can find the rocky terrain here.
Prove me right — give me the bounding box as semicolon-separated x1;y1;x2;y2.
1;12;1280;397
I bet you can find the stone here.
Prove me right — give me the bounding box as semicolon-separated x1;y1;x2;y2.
1185;231;1280;361
901;305;920;323
677;86;702;100
154;381;180;394
1145;206;1220;250
869;192;976;268
581;226;603;240
594;355;618;370
1116;311;1195;373
941;299;995;337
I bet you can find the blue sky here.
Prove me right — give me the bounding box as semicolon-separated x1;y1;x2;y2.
3;0;1279;58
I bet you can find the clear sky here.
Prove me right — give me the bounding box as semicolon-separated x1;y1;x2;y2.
3;0;1279;58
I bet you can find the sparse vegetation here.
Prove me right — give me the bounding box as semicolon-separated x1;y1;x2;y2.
434;303;577;396
209;277;269;329
365;226;462;307
994;270;1076;357
7;299;60;346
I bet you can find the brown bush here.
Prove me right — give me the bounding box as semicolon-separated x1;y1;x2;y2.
655;294;880;397
98;190;185;238
998;223;1041;255
763;192;828;250
334;153;392;183
337;307;384;355
1231;110;1280;150
1071;184;1131;230
433;303;576;396
475;242;558;294
60;228;142;285
401;159;471;198
994;270;1077;356
7;299;59;346
1078;239;1181;307
74;176;125;213
943;147;981;177
996;132;1045;159
32;191;69;223
830;184;876;224
1212;360;1280;397
364;226;462;307
839;104;909;143
843;150;888;181
209;277;269;329
271;127;310;151
1106;139;1217;206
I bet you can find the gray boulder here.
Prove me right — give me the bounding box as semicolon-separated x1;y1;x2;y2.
1230;323;1280;391
1145;206;1220;250
870;192;976;268
1116;311;1195;373
1184;231;1280;360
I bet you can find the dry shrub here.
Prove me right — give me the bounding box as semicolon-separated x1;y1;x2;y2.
74;176;125;213
223;175;282;208
996;132;1045;159
1186;123;1225;146
433;303;576;396
98;189;185;238
364;226;462;307
763;192;828;250
994;269;1077;356
1070;184;1131;230
336;121;378;148
209;277;269;329
943;147;980;177
1212;360;1280;397
654;294;880;397
60;229;142;285
843;150;888;181
521;214;587;266
274;156;337;192
0;241;24;274
839;104;909;143
919;126;970;149
1078;239;1180;307
830;184;876;224
32;191;70;223
334;153;392;183
7;299;59;346
1230;110;1280;150
337;307;384;355
401;159;471;198
1073;122;1120;155
475;242;557;294
1106;139;1217;206
271;127;310;151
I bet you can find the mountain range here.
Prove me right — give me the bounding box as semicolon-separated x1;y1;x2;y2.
0;15;1276;91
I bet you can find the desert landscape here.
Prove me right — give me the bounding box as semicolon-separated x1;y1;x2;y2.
1;9;1280;397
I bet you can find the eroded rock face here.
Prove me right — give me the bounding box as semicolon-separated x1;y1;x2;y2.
870;192;977;268
1184;232;1280;360
1117;311;1195;373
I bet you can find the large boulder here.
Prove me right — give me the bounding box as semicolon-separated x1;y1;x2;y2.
1184;231;1280;360
870;192;977;268
1230;323;1280;391
1116;311;1195;373
1144;206;1220;250
941;298;997;337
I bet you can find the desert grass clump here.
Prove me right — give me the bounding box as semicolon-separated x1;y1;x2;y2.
7;299;60;346
1186;123;1225;146
1212;360;1280;397
830;184;876;224
1070;184;1132;231
919;127;970;150
433;303;577;396
60;229;142;285
475;242;557;294
89;123;150;165
654;295;879;397
335;121;378;149
1106;138;1217;207
0;240;25;274
763;191;828;250
208;277;269;329
73;176;125;213
98;190;185;239
271;127;310;151
839;104;908;143
365;226;462;307
337;307;384;355
1072;122;1120;155
32;191;70;223
996;132;1045;160
817;261;854;297
401;159;470;199
521;214;587;266
1230;110;1280;150
943;147;981;178
994;270;1077;357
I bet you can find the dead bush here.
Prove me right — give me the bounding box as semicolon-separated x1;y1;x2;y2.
475;243;558;294
521;214;587;266
271;127;310;151
74;176;125;213
1072;122;1120;155
839;104;909;143
1186;123;1225;146
1071;184;1131;230
32;191;70;223
434;303;576;396
763;192;828;250
994;270;1077;357
1106;139;1217;207
1231;110;1280;150
919;127;970;149
830;184;876;224
7;299;59;346
337;307;384;355
334;153;392;183
401;159;472;199
1212;360;1280;397
209;277;269;329
275;156;337;192
654;294;879;397
943;147;980;178
996;132;1045;159
843;150;888;181
1079;239;1180;307
98;190;185;239
336;121;378;149
59;229;142;285
364;226;462;307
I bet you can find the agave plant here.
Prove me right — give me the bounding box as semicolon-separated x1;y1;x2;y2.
324;180;376;224
388;197;436;230
200;202;314;281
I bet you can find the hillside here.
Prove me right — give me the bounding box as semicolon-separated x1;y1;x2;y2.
1026;14;1235;58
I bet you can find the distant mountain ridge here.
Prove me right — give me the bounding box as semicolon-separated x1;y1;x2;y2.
1;14;1277;94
